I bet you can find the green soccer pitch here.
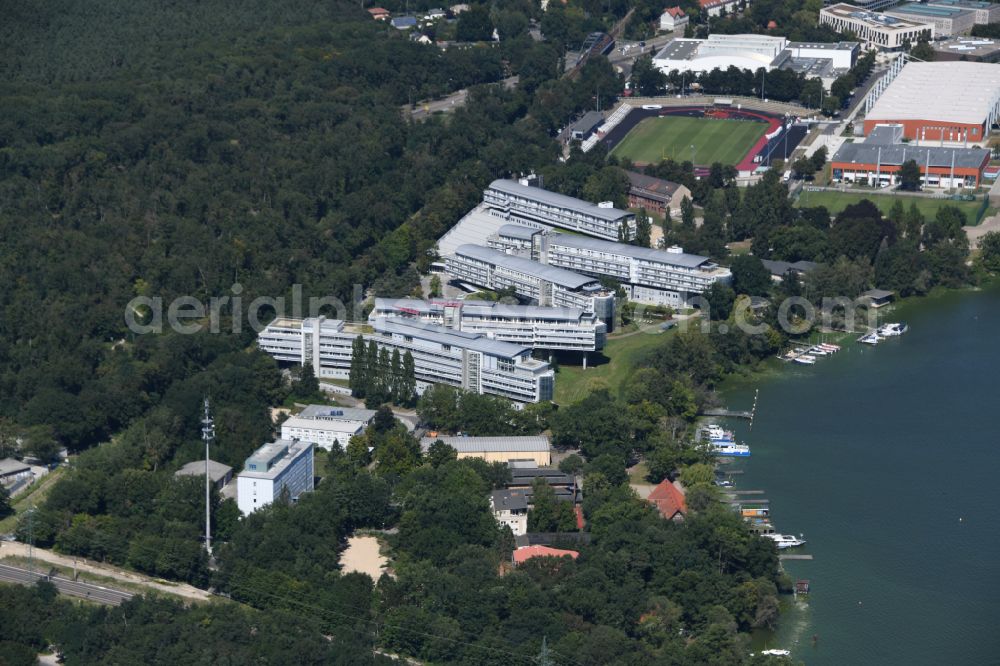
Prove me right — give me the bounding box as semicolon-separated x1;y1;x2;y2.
608;115;767;165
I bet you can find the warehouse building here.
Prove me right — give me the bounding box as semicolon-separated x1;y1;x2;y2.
831;123;991;187
419;435;552;466
652;34;859;84
258;316;555;403
280;405;377;451
884;3;976;36
445;245;617;328
237;440;314;515
487;225;732;308
863;61;1000;142
483;178;635;241
370;298;606;352
819;5;933;49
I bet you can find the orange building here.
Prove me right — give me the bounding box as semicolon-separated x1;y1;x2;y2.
863;62;1000;143
831;124;990;188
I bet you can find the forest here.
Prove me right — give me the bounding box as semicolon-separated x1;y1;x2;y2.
1;0;993;663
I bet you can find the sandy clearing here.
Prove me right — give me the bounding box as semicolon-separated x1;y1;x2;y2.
340;535;388;581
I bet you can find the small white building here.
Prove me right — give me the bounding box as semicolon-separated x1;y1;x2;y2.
491;489;529;536
280;405;377;451
660;6;689;31
237;440;314;515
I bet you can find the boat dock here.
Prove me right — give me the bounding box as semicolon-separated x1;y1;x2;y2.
779;554;814;561
701;408;753;419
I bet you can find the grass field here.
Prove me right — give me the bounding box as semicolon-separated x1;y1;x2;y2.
609;116;767;165
795;189;985;222
554;327;670;405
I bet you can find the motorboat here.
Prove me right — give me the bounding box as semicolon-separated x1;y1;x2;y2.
714;441;751;457
877;322;907;337
817;343;840;352
808;346;829;356
858;332;881;345
760;649;791;657
793;354;816;365
763;533;806;549
705;424;734;442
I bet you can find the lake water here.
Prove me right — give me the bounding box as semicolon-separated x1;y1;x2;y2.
721;285;1000;665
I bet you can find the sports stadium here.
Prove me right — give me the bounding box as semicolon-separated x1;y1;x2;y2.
600;104;807;174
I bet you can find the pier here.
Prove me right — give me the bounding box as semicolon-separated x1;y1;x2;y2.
701;408;753;419
779;554;814;561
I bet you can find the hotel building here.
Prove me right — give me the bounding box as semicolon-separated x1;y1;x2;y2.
487;225;732;308
258;316;555;404
369;298;606;353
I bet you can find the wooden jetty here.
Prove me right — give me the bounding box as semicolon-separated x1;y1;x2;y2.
701;408;753;419
727;490;765;495
779;554;814;561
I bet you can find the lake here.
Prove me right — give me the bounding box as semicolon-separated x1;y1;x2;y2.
721;285;1000;664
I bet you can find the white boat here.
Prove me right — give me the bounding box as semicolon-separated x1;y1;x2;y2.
704;424;734;442
808;346;829;356
793;355;816;365
760;649;791;657
818;343;840;352
858;332;881;345
713;441;751;457
763;533;806;549
877;322;907;337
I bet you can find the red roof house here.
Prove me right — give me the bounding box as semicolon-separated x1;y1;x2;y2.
648;479;687;522
513;545;580;565
368;7;391;20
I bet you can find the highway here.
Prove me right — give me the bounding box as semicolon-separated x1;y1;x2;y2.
0;562;134;605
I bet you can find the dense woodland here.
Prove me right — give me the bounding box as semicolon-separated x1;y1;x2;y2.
3;0;1000;663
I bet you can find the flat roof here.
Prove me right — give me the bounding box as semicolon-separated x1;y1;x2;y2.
454;244;599;290
487;179;633;223
240;439;312;480
832;141;990;169
0;458;30;475
491;489;529;511
374;317;530;358
887;2;974;17
420;435;551;453
175;459;233;483
548;232;713;269
373;296;589;322
497;224;540;241
569;110;605;133
297;405;377;421
821;4;933;29
866;62;1000;126
932;36;1000;57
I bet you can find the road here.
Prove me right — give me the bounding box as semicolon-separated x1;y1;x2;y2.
0;562;134;605
0;542;212;601
406;76;519;120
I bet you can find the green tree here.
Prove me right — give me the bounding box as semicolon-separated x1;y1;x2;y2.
704;282;736;321
558;453;585;475
456;4;494;41
428;274;442;298
910;39;935;62
680;195;696;230
0;484;12;519
631;55;667;96
349;335;368;398
635;209;652;248
390;349;403;404
400;351;417;407
898;159;922;191
729;255;772;297
527;478;578;532
426;440;457;468
977;231;1000;273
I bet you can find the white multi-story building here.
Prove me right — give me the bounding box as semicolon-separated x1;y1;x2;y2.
237;440;314;515
491;489;529;536
280;405;377;451
258;316;555;403
483;178;636;241
488;226;732;308
369;298;606;353
819;4;933;50
446;245;617;329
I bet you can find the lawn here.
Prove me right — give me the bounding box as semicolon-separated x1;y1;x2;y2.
554;327;670;405
795;189;985;222
609;116;766;166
